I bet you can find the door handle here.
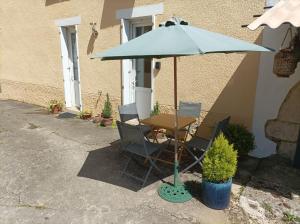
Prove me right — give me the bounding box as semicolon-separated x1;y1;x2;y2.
131;81;136;88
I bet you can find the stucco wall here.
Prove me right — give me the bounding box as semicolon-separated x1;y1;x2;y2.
251;25;300;158
0;0;263;129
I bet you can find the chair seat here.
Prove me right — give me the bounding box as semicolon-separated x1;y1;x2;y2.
126;141;160;157
138;124;151;135
186;136;210;150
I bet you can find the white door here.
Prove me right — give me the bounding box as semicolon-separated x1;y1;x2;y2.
59;26;81;110
67;27;81;109
131;24;153;118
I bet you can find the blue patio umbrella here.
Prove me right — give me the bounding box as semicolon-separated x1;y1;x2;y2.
91;18;271;203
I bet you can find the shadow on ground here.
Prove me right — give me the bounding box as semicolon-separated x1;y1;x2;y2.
77;141;176;192
24;108;49;115
57;112;77;119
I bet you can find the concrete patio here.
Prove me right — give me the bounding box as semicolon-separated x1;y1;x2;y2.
0;100;228;224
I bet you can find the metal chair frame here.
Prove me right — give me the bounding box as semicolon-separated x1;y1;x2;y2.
182;116;231;173
165;101;202;160
118;103;151;140
116;121;164;187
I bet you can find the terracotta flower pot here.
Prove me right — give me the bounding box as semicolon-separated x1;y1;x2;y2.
52;105;61;114
81;114;92;120
101;117;113;127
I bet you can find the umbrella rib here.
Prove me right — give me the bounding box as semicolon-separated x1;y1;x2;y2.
178;25;205;55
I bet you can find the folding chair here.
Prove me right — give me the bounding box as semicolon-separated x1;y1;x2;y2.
178;101;202;118
166;101;201;139
182;116;231;173
178;101;202;136
116;121;164;187
166;101;202;159
118;103;151;138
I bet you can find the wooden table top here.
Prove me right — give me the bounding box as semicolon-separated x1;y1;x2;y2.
141;114;196;131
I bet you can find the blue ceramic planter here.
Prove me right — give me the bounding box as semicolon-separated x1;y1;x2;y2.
202;179;232;210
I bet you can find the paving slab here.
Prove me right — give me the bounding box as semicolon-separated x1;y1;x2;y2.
0;100;228;224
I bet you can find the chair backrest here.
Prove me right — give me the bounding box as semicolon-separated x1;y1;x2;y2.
207;116;231;148
118;103;139;122
178;101;201;118
116;120;145;148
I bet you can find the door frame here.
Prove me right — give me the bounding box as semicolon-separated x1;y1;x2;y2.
121;16;155;108
58;25;83;111
66;26;82;109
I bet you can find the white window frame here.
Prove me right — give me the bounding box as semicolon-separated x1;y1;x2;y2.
117;3;163;107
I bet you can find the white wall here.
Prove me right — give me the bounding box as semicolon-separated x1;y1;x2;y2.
265;0;280;7
251;25;300;158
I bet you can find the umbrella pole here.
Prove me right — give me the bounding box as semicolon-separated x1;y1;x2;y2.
173;57;180;187
157;57;192;203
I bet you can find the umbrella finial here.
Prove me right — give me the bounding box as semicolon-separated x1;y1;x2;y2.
160;17;189;27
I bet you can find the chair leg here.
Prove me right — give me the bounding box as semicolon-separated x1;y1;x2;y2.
141;152;167;187
182;159;200;173
153;130;160;143
178;147;184;162
166;138;172;150
122;154;162;188
141;155;165;188
121;157;132;176
149;159;162;173
122;147;167;188
186;147;200;161
145;135;150;142
181;147;205;173
141;165;153;188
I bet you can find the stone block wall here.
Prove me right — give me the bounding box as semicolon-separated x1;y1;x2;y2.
265;81;300;161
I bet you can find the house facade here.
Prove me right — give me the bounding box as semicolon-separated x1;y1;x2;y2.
1;0;298;161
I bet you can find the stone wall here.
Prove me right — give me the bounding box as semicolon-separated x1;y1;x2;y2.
265;81;300;161
0;79;121;118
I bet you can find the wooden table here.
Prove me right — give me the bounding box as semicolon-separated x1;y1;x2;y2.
141;114;196;164
141;114;196;132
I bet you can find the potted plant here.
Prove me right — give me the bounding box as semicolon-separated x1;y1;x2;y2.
150;102;164;139
48;100;63;114
92;114;102;124
202;133;237;209
224;123;255;157
78;110;92;120
101;93;113;127
151;101;160;116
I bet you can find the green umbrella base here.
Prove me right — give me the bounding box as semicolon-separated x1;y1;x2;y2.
158;182;192;203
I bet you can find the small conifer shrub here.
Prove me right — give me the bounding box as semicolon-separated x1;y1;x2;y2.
203;133;238;183
102;93;112;118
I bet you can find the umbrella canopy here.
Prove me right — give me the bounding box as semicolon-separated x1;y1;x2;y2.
92;19;270;60
92;18;271;203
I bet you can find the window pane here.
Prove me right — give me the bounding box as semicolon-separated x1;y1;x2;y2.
71;33;79;81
